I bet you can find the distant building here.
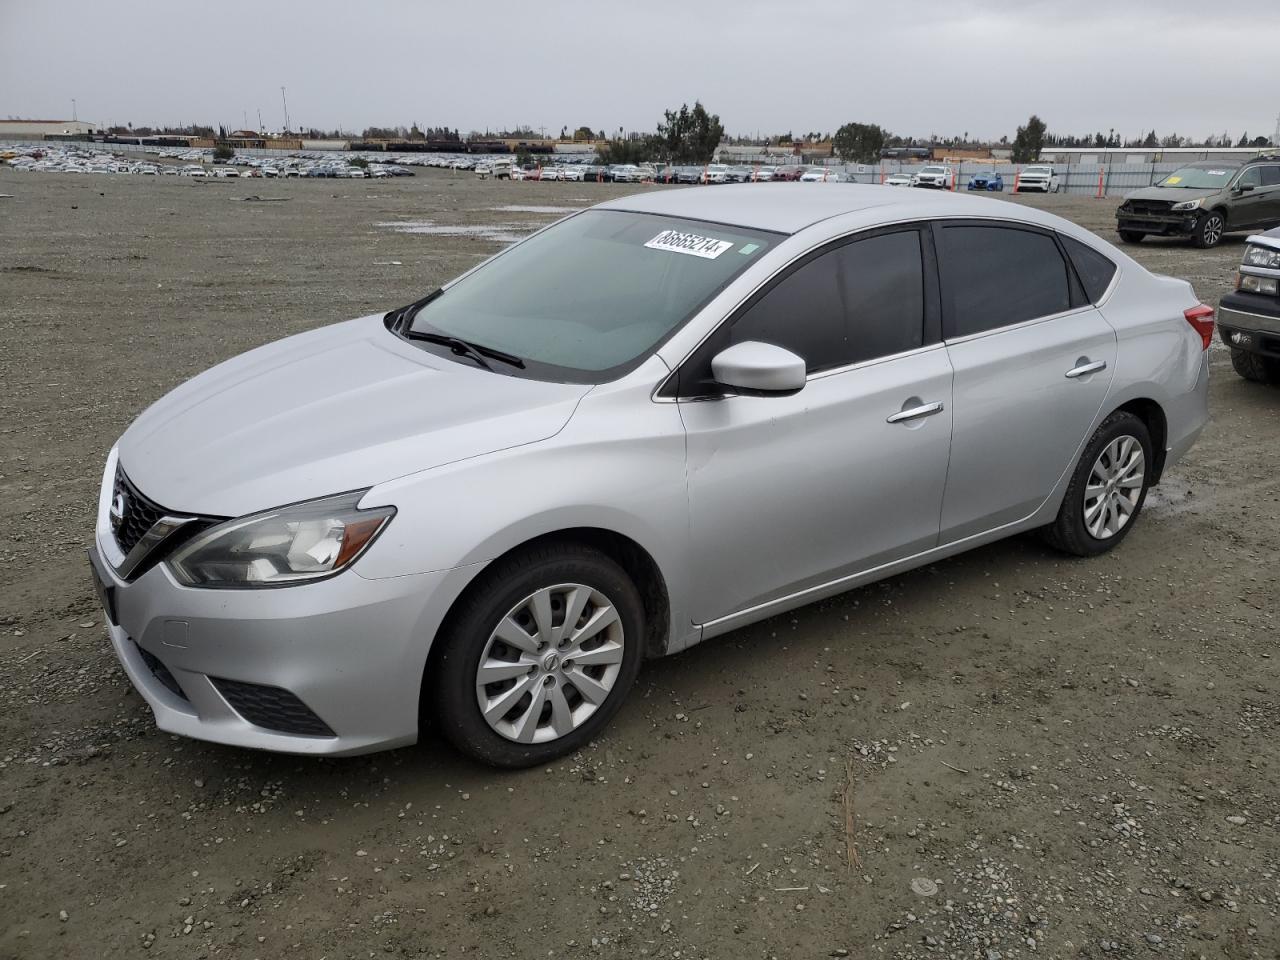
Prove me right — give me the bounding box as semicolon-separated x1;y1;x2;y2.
0;119;98;140
1038;145;1274;164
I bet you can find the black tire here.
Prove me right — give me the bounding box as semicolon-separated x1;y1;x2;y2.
1042;411;1153;558
1230;347;1280;384
430;542;645;768
1118;230;1145;244
1192;209;1227;249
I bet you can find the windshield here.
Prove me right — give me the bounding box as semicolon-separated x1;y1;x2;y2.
407;210;777;382
1024;166;1051;175
921;166;945;174
1156;165;1236;189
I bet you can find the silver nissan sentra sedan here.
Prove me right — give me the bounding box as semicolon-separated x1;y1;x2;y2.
89;185;1212;767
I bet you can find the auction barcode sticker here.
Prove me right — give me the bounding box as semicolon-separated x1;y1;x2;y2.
645;229;734;259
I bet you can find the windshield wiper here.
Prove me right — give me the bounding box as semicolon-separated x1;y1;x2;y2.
402;330;526;370
386;288;443;332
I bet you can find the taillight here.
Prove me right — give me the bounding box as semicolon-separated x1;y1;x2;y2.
1184;303;1215;350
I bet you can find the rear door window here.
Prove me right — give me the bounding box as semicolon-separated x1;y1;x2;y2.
1259;165;1280;187
935;224;1072;338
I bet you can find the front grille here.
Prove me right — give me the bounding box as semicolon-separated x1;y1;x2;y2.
212;678;336;737
1123;199;1174;217
136;642;188;701
111;466;168;556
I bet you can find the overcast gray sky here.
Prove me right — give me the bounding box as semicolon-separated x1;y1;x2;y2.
3;0;1278;142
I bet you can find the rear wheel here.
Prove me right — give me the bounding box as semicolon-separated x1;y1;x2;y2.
1118;230;1145;244
1230;347;1280;384
431;543;644;768
1192;209;1226;248
1043;411;1152;557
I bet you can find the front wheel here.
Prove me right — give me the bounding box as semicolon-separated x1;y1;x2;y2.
1042;411;1152;557
1118;230;1145;244
1231;347;1280;384
430;543;644;768
1192;210;1226;249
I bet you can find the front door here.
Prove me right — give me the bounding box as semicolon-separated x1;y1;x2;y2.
677;226;954;625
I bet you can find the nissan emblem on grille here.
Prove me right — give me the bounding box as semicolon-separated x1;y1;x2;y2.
110;490;127;533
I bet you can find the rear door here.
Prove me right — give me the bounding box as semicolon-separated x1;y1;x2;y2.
1253;164;1280;227
678;226;953;625
934;221;1118;544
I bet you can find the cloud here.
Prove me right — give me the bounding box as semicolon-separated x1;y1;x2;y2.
2;0;1276;141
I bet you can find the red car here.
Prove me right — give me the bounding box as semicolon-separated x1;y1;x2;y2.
771;166;804;181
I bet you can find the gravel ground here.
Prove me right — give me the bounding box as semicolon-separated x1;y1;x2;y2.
1;169;1278;960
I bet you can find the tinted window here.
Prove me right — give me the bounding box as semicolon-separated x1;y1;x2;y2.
727;230;925;373
1060;235;1118;304
1237;167;1262;188
838;230;925;362
937;225;1071;337
1259;165;1280;187
729;243;847;372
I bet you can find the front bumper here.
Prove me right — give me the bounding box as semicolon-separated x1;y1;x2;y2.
1116;212;1198;236
90;527;473;757
1218;291;1280;356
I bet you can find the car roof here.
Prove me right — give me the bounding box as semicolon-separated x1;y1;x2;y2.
594;182;1076;235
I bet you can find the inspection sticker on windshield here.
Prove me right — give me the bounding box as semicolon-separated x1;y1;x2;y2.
645;229;733;259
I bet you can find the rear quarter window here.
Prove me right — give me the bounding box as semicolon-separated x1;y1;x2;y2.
1060;235;1119;304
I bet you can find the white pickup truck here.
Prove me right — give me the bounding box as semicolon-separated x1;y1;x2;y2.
475;158;513;180
1016;165;1060;193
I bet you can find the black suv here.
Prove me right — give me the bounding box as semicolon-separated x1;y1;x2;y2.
1116;155;1280;248
1218;226;1280;383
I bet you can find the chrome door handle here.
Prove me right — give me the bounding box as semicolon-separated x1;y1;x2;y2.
1065;359;1107;379
886;401;945;424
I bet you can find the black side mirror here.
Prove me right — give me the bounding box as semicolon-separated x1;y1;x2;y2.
1236;183;1255;194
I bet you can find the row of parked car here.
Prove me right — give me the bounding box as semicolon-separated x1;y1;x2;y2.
479;159;858;184
880;164;1061;193
0;144;416;180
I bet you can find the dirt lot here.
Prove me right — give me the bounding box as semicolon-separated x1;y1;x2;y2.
1;169;1278;960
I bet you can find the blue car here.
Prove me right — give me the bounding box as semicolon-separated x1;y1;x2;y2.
967;171;1004;192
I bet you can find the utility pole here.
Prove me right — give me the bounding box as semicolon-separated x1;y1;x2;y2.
257;108;263;133
280;86;290;134
71;98;77;122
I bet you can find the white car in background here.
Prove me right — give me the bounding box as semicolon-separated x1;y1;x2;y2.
1017;165;1061;193
539;167;563;181
610;165;643;183
561;166;585;182
885;172;913;187
702;164;731;184
911;165;953;189
800;168;842;182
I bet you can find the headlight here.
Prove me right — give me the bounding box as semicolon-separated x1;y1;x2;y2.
1240;274;1280;296
168;491;394;588
1243;245;1280;269
1170;198;1203;212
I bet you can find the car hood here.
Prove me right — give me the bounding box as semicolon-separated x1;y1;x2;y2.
117;314;591;517
1122;186;1220;203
